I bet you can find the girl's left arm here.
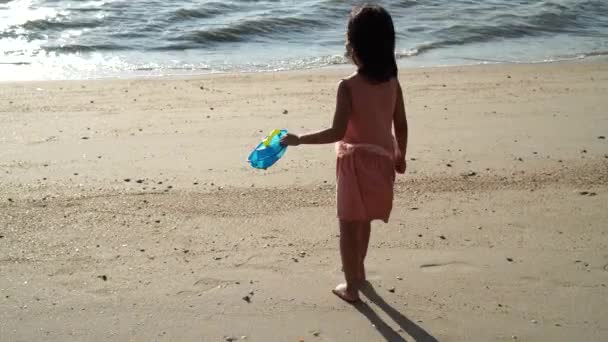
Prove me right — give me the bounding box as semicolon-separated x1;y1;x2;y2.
281;80;351;146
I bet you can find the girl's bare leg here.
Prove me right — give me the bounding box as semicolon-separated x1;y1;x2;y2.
332;220;362;303
357;221;371;281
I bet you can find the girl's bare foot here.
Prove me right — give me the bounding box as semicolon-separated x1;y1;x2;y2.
332;283;360;303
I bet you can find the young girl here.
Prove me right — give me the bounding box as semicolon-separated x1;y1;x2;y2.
281;4;408;303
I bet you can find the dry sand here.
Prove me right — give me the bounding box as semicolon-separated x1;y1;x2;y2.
1;60;607;341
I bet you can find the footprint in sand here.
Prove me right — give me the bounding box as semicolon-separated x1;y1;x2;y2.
194;277;225;288
175;277;226;296
419;261;479;273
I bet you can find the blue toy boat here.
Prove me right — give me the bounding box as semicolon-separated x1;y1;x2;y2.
247;129;288;169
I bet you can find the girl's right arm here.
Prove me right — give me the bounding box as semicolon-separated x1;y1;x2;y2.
281;80;351;146
394;81;408;174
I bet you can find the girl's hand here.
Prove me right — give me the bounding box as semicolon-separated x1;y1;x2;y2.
280;133;301;146
395;156;407;174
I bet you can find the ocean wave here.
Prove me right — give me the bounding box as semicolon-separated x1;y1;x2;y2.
165;16;327;47
582;50;608;57
399;1;608;57
42;43;132;53
397;43;437;58
0;61;31;65
67;0;117;11
394;0;419;9
167;2;240;21
22;17;105;31
0;29;47;41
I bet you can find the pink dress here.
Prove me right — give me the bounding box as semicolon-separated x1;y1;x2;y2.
337;73;398;223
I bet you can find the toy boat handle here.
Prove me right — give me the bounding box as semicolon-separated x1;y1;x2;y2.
262;129;282;147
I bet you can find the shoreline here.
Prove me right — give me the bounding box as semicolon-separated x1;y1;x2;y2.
2;54;608;84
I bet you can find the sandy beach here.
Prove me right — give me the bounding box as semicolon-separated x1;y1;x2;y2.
1;60;607;341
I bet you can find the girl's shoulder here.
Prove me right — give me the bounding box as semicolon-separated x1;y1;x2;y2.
341;71;359;83
342;72;399;89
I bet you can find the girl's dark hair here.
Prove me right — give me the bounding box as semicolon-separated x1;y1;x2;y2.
347;4;398;82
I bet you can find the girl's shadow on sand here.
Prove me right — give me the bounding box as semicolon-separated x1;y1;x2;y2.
355;281;439;342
